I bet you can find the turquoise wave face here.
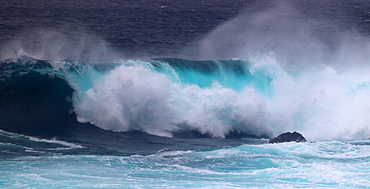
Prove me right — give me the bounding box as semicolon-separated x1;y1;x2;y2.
2;141;370;188
60;58;273;94
150;58;273;95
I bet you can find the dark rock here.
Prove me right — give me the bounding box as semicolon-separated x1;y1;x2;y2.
268;132;307;144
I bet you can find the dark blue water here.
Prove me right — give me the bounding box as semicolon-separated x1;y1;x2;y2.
1;0;370;188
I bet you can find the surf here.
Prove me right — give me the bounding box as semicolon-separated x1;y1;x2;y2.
1;53;370;141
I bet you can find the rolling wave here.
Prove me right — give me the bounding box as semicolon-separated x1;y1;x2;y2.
1;55;370;141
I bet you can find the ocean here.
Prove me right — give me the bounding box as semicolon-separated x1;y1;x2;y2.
1;0;370;188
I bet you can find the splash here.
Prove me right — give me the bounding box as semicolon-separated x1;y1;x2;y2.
190;0;370;140
2;51;370;140
65;57;370;141
71;59;272;138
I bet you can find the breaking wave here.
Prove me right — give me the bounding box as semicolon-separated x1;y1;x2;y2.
1;55;370;141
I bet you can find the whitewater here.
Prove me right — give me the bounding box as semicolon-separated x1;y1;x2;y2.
1;0;370;188
1;140;370;188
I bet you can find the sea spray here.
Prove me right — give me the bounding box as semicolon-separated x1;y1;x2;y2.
0;28;122;63
2;56;370;140
71;59;272;138
67;57;370;140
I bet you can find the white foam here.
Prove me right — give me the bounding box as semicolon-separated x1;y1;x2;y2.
71;54;370;141
73;60;273;138
259;56;370;140
28;137;83;149
192;0;370;140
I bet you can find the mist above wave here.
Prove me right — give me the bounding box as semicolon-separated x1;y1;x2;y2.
0;27;123;63
198;0;370;73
